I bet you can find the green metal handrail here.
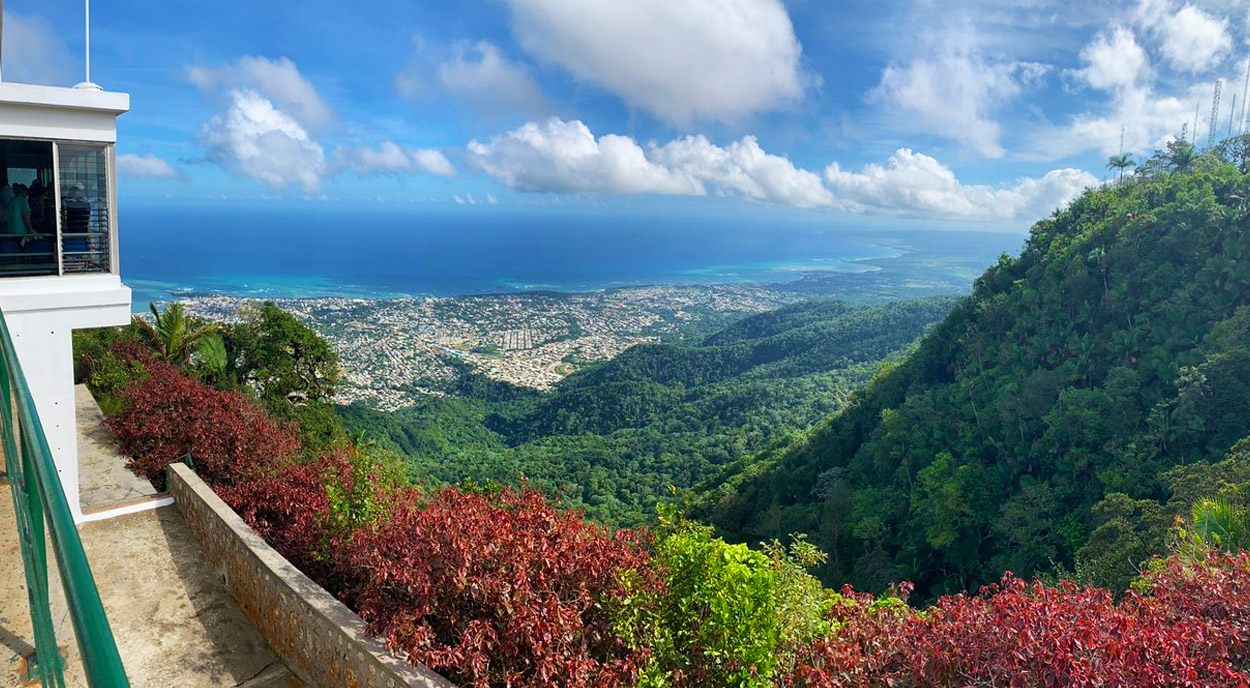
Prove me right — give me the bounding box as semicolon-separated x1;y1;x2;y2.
0;307;131;687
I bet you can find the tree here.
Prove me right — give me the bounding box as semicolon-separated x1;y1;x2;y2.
1107;153;1135;182
132;302;218;366
1166;140;1197;172
229;301;340;404
193;335;227;383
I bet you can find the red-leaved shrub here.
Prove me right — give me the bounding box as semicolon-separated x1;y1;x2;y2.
340;486;654;688
220;447;393;591
218;455;335;581
107;360;300;487
785;554;1250;688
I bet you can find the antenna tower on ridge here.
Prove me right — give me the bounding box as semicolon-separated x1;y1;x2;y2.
1194;100;1202;144
1208;79;1223;149
1231;94;1239;139
1241;57;1250;135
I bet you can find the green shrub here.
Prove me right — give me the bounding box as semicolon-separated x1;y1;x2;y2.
615;509;781;688
762;534;835;675
323;440;406;537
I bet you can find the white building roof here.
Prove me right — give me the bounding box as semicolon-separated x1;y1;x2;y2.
0;82;129;143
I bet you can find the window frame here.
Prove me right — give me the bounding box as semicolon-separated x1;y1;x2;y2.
52;139;117;277
0;135;117;278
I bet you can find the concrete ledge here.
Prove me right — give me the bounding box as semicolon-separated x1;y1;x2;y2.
168;462;456;688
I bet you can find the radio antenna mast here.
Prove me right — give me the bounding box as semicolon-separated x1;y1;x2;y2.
1194;100;1202;144
1231;93;1239;139
73;0;101;90
1209;79;1223;149
1241;57;1250;135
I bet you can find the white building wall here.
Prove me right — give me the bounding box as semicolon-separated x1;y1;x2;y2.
0;83;131;522
0;277;132;522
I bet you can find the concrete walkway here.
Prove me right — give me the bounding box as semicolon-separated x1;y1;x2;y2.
1;388;302;688
75;384;159;512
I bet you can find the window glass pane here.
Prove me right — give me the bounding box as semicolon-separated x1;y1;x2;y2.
0;139;56;277
58;143;112;274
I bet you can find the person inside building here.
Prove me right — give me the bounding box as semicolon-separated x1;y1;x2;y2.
29;181;51;234
9;184;33;238
0;171;12;234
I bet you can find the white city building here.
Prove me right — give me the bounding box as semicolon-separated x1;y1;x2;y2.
0;82;130;522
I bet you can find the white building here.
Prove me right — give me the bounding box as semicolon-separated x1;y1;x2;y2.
0;82;130;522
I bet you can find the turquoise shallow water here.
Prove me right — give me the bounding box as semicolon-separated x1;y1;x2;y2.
119;204;1024;310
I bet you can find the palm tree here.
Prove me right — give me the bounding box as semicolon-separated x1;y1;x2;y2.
1167;140;1198;172
192;334;228;382
1107;153;1135;183
1191;498;1250;553
134;302;219;366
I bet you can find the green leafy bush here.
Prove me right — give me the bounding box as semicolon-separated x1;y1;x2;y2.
614;509;781;687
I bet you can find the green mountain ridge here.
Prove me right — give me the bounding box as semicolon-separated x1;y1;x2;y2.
340;296;957;524
701;148;1250;598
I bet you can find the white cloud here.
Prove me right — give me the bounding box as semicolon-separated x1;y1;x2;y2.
1034;83;1192;158
1145;3;1230;73
436;41;548;116
333;141;455;177
1032;5;1236;160
872;34;1047;158
117;154;186;181
191;57;452;191
200;89;326;193
466;118;701;195
650;135;833;209
1078;27;1150;90
468;118;1092;222
3;12;75;86
189;56;335;130
824;149;1096;221
501;0;804;125
411;149;456;177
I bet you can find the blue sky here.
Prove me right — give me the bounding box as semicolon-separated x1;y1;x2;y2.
7;0;1249;228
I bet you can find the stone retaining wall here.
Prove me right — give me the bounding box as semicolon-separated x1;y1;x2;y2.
168;462;455;688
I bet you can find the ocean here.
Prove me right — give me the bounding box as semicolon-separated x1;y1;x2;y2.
119;203;1026;310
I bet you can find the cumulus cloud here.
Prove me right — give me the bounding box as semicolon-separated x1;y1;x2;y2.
189;56;335;130
650;135;833;209
501;0;804;125
192;57;453;192
824;149;1096;220
200;89;326;193
1135;1;1230;73
872;35;1047;158
436;41;548;116
1034;82;1192;158
1031;2;1236;160
117;154;187;181
3;12;76;86
1078;27;1150;90
333;141;455;177
466;118;701;195
468;118;1093;222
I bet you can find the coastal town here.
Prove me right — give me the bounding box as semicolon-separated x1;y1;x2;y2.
181;283;811;409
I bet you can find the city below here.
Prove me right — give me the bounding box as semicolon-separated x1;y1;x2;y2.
182;283;817;409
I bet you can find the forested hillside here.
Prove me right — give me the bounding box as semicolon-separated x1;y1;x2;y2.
703;142;1250;598
340;296;956;524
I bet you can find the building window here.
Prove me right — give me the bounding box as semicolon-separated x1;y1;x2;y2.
0;139;57;276
58;144;112;274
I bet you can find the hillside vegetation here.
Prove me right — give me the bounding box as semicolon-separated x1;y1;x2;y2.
340;296;958;524
73;142;1250;686
704;141;1250;597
